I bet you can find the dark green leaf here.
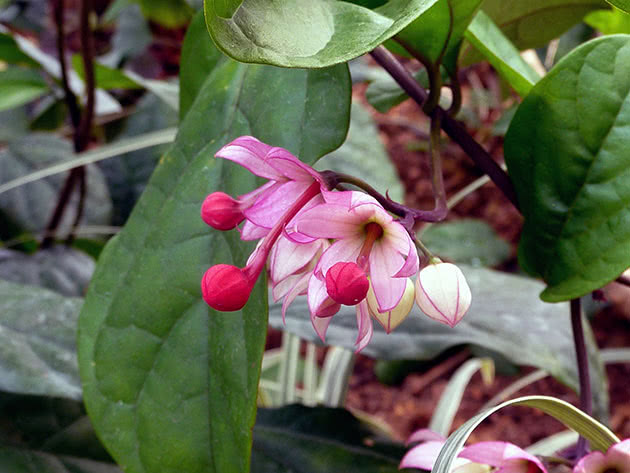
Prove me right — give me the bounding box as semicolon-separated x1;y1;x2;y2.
315;102;404;202
30;97;68;131
0;447;120;473
505;35;630;301
99;94;178;225
72;55;142;90
204;0;440;68
0;32;38;67
607;0;630;13
0;134;113;233
0;280;82;399
421;219;511;267
271;266;608;417
0;247;94;297
78;27;351;473
253;405;410;473
586;7;630;34
464;10;540;96
461;0;607;62
389;0;483;74
0;67;48;112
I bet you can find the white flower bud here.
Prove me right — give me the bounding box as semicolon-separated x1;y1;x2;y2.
415;263;471;327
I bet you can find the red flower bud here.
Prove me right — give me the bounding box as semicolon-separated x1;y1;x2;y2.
325;262;369;306
201;192;244;231
201;264;252;311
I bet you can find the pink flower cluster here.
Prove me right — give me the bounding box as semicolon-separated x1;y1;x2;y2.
200;136;472;351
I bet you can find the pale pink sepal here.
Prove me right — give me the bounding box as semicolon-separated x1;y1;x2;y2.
573;439;630;473
406;428;446;446
459;442;547;473
281;272;312;324
354;300;373;353
307;275;341;319
400;441;470;471
269;236;322;284
215;136;281;181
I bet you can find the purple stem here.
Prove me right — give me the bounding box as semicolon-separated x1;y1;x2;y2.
571;298;592;459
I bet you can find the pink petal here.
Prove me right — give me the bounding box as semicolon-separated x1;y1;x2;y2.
368;242;407;312
296;204;364;239
267;151;323;183
394;235;420;278
354;300;373;353
316;238;364;275
307;274;341;319
244;180;313;228
400;441;447;470
459;442;546;473
240;219;269;241
281;272;312;324
269;236;322;283
215;136;283;180
574;440;630;473
312;314;334;343
238;180;278;207
406;429;446;446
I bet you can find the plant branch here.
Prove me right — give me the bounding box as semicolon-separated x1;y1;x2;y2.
571;298;592;459
369;46;520;211
52;0;81;129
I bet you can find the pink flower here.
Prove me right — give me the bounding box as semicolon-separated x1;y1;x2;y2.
415;261;472;327
213;136;327;240
201;136;329;311
573;439;630;473
295;191;419;351
401;430;547;473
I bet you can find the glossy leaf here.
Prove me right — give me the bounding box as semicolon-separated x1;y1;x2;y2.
0;67;48;112
366;68;432;113
0;247;94;297
505;35;630;301
586;7;630;34
0;280;82;400
78;23;351;473
432;395;619;473
252;405;410;472
461;0;607;62
390;0;483;74
315;102;404;202
204;0;439;68
464;10;540;97
0;134;112;234
0;447;120;473
607;0;630;12
421;219;511;267
271;266;608;416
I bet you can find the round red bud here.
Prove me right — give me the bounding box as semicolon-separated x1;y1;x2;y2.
325;262;369;306
201;192;244;230
201;264;252;311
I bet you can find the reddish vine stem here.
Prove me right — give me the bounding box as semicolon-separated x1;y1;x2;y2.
369;46;520;210
42;0;95;248
571;298;592;459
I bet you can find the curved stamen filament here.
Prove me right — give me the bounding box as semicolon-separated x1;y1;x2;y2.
356;222;384;271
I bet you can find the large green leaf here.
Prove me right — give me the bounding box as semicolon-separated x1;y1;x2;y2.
390;0;483;74
505;35;630;301
0;32;39;67
0;134;113;234
78;24;351;473
607;0;630;12
0;280;82;399
135;0;193;27
252;405;411;472
432;396;619;473
0;247;94;297
204;0;439;68
271;266;608;416
479;0;606;50
315;102;404;203
464;10;540;97
0;67;48;112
